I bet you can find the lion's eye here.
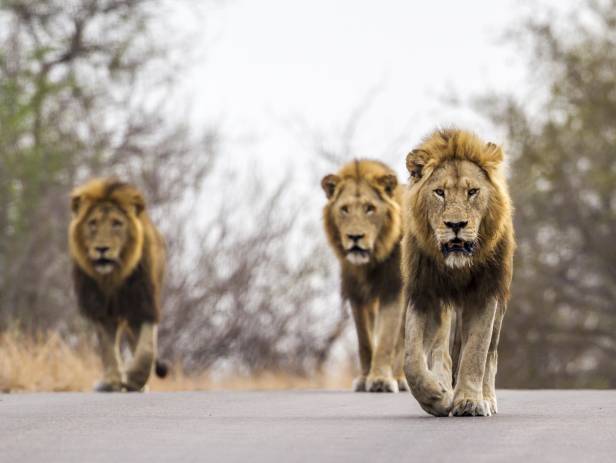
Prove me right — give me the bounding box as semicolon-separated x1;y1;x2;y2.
364;204;376;215
87;219;97;229
468;188;479;197
340;205;349;215
111;219;123;229
434;189;445;198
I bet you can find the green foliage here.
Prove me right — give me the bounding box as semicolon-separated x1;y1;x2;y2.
0;0;171;328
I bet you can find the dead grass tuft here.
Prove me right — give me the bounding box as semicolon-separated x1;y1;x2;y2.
0;330;100;392
0;329;353;393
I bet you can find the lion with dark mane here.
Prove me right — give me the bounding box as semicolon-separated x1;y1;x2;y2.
322;160;408;393
69;178;167;392
402;129;514;416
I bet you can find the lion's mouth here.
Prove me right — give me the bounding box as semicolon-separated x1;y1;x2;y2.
346;246;370;265
347;245;369;256
92;258;118;274
93;257;116;266
441;238;475;256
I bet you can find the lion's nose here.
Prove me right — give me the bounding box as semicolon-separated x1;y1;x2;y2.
444;221;468;233
347;234;365;243
95;246;110;255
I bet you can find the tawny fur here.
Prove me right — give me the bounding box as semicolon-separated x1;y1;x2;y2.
69;179;164;293
68;178;166;391
402;129;515;416
404;129;513;269
322;160;408;393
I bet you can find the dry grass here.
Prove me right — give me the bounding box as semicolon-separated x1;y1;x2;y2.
0;330;101;392
0;330;353;393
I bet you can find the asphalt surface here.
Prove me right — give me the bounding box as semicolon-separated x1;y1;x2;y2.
1;390;615;463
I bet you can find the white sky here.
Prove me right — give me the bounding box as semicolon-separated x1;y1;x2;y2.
158;0;576;215
176;0;553;182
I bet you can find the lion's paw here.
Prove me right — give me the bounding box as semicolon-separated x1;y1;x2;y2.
397;377;410;392
418;388;453;417
485;395;498;415
352;376;367;392
366;376;399;393
410;377;453;416
123;381;147;393
452;398;491;417
94;381;123;393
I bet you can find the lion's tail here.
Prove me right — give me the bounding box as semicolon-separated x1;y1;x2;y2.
155;359;169;378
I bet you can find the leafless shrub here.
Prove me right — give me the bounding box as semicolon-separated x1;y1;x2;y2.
158;179;348;375
0;0;349;379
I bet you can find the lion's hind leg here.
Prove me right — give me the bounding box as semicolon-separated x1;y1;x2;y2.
404;305;453;416
393;319;410;392
124;322;157;392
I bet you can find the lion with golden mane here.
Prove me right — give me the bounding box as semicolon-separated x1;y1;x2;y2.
402;129;514;416
322;160;408;393
69;178;167;392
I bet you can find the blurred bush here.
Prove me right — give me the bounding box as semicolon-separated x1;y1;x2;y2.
479;0;616;387
3;0;616;389
0;0;348;380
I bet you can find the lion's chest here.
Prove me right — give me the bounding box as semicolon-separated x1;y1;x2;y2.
341;246;402;306
72;264;159;323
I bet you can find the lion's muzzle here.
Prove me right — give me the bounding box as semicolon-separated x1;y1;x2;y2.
90;247;119;274
342;232;373;265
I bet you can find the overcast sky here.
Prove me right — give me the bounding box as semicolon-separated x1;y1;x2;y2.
173;0;566;188
161;0;573;362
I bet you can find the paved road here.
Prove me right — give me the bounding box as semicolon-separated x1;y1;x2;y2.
1;390;615;463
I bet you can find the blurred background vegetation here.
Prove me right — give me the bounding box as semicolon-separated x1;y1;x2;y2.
1;0;615;390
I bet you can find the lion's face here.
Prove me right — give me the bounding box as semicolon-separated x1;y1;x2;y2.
330;181;391;265
420;160;492;268
69;179;146;283
80;203;132;275
322;162;400;267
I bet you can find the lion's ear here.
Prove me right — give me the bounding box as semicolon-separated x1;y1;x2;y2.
321;174;340;199
70;194;82;216
406;149;428;180
485;142;504;165
133;193;145;215
377;174;398;196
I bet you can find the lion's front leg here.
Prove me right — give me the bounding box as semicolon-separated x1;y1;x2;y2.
483;302;506;415
367;298;403;393
404;305;453;416
452;300;497;417
351;302;375;392
430;307;453;393
94;320;123;392
124;322;157;392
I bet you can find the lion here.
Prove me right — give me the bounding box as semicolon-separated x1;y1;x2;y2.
401;129;514;416
69;178;168;392
322;159;409;393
